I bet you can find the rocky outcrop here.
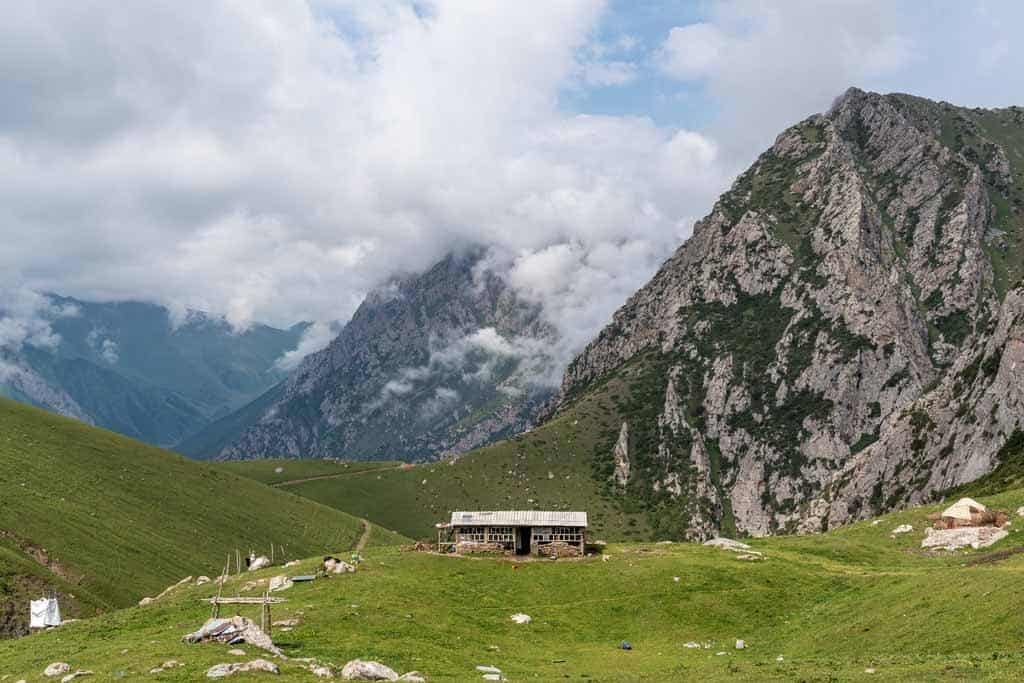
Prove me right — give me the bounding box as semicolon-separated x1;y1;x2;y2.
211;251;556;461
551;89;1024;538
611;422;630;487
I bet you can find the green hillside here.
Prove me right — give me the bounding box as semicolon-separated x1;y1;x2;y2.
213;458;398;485
3;490;1024;680
0;398;403;637
228;370;658;541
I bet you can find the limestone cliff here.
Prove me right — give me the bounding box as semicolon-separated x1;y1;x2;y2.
551;89;1024;537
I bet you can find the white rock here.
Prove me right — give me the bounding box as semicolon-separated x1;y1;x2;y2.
735;639;745;650
482;676;503;682
776;655;784;662
138;597;154;607
702;538;752;552
274;467;284;474
196;576;211;586
60;672;93;683
673;576;680;582
509;613;532;624
683;642;700;649
340;660;399;681
397;674;425;682
1016;506;1024;517
310;665;334;678
228;650;246;656
44;663;70;677
284;560;301;568
268;575;293;592
248;556;271;572
890;524;913;536
475;666;501;674
921;526;1008;551
206;660;279;678
870;520;881;526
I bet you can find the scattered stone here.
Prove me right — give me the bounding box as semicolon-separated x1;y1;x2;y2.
148;661;183;674
273;618;299;627
397;674;425;682
1017;506;1024;518
776;655;784;662
702;538;751;552
60;672;93;683
274;467;284;474
865;667;876;674
921;526;1008;550
324;557;356;574
735;553;764;561
509;613;531;624
228;650;246;656
309;664;333;678
248;556;271;572
481;676;502;682
475;666;501;674
871;520;881;526
196;576;211;586
206;660;279;678
683;642;700;649
44;663;70;677
284;560;301;568
268;575;293;592
340;660;399;681
715;652;726;656
138;597;154;607
735;640;745;650
673;576;680;582
890;524;913;537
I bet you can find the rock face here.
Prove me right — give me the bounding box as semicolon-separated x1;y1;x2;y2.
206;251;556;461
551;88;1024;538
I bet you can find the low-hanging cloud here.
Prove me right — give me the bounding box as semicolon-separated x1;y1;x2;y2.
4;1;1024;374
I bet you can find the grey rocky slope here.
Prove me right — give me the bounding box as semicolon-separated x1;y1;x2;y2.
0;296;303;447
194;251;556;461
549;88;1024;538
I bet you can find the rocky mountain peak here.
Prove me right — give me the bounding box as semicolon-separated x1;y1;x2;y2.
549;89;1024;538
206;250;558;461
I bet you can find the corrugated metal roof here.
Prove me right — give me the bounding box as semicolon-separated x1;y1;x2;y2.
449;510;588;527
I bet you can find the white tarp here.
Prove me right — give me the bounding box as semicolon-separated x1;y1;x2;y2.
29;597;61;628
942;497;986;521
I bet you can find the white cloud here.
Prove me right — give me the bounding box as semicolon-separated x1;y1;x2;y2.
656;23;726;80
0;0;729;374
275;321;340;371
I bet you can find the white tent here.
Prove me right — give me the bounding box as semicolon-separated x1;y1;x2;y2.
941;497;986;522
29;597;61;628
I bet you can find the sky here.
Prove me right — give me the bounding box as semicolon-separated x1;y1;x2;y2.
2;0;1024;374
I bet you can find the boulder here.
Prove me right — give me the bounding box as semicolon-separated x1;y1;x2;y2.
340;660;399;681
890;524;913;536
509;613;531;624
183;616;281;656
206;660;279;678
702;538;752;552
44;663;70;677
268;575;293;592
138;597;154;607
921;526;1008;551
248;556;271;572
196;576;211;586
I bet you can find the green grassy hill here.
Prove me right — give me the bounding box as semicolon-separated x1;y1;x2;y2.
222;371;658;541
3;489;1024;680
0;398;405;637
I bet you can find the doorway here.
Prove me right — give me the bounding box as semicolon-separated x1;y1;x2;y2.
516;527;531;555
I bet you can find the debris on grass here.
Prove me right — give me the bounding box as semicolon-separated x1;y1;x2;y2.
510;613;531;624
340;659;425;680
148;660;183;674
206;660;279;678
59;670;92;682
183;617;282;657
44;663;70;677
702;538;752;552
620;641;632;651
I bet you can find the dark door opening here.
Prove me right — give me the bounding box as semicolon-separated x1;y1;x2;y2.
516;527;531;555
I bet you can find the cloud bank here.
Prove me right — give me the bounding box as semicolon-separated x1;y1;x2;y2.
3;1;1024;370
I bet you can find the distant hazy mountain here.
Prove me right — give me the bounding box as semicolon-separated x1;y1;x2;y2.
182;251;557;461
0;295;305;447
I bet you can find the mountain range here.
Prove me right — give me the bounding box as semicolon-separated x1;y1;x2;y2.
181;251;556;461
0;296;305;447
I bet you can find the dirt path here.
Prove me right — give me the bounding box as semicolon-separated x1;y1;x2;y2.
354;519;372;553
271;464;408;488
